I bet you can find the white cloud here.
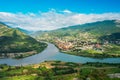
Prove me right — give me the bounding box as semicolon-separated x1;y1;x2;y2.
0;10;120;31
62;9;72;13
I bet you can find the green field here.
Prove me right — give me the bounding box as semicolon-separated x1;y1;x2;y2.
0;61;120;80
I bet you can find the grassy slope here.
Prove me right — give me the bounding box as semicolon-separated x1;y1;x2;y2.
0;22;47;58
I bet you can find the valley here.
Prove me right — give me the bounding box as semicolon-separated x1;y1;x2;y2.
0;20;120;80
0;0;120;80
35;20;120;58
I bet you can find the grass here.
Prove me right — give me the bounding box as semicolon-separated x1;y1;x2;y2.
0;61;120;80
0;75;38;80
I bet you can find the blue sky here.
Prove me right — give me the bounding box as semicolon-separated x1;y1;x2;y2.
0;0;120;13
0;0;120;31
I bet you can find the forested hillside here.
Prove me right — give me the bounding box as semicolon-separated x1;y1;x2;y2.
0;22;47;58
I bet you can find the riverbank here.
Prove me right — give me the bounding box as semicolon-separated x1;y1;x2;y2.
47;41;120;58
61;50;120;58
52;42;120;58
0;51;37;59
0;42;120;66
0;42;48;59
0;61;120;80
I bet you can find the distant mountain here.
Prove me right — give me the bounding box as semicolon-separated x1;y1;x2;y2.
0;22;47;58
15;27;34;35
31;30;48;37
60;20;120;36
35;20;120;39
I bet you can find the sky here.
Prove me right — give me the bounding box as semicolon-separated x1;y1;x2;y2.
0;0;120;31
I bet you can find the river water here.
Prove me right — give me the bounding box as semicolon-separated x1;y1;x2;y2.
0;43;120;66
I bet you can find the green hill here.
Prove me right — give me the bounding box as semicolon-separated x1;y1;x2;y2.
35;20;120;58
0;22;47;58
60;20;120;36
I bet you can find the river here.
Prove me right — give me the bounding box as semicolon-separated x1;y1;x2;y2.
0;43;120;66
